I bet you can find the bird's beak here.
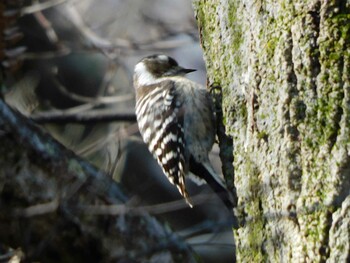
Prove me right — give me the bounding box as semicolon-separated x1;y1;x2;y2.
179;67;197;74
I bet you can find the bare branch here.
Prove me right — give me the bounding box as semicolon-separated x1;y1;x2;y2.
31;109;136;124
0;99;193;262
15;199;59;217
81;192;215;216
51;75;134;104
21;0;67;15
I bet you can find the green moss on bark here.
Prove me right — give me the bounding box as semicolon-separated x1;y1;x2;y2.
194;0;350;262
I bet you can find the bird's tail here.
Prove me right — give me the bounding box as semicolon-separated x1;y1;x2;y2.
189;157;234;212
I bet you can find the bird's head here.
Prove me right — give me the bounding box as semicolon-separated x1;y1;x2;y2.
133;54;196;87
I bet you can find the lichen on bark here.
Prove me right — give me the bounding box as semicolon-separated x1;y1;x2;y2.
193;0;350;262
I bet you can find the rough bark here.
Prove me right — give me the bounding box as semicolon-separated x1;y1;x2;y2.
0;98;194;262
193;0;350;262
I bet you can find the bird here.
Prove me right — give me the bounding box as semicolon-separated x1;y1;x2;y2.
133;54;234;211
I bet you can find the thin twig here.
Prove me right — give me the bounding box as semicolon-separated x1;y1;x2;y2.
21;0;67;15
76;122;139;156
52;75;134;104
81;192;216;216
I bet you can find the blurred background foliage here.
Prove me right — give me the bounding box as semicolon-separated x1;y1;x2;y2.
2;1;234;262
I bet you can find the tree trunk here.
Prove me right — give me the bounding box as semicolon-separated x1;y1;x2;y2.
193;0;350;262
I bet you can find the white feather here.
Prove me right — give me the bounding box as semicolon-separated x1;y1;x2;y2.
134;62;161;86
188;172;206;185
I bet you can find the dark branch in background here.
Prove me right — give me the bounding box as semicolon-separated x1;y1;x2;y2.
27;73;136;124
59;0;201;59
51;74;134;105
31;109;136;123
0;99;193;262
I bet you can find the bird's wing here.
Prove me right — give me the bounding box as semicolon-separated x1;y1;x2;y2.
136;80;192;206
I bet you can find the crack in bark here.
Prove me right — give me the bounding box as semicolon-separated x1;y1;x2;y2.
210;84;238;208
319;210;333;262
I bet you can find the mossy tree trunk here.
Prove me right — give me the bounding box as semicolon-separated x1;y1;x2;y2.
193;0;350;262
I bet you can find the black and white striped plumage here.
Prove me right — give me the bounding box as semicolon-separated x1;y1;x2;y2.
133;54;233;209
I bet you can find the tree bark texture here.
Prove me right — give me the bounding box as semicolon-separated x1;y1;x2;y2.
193;0;350;262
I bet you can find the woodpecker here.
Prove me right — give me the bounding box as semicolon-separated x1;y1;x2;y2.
133;54;233;210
